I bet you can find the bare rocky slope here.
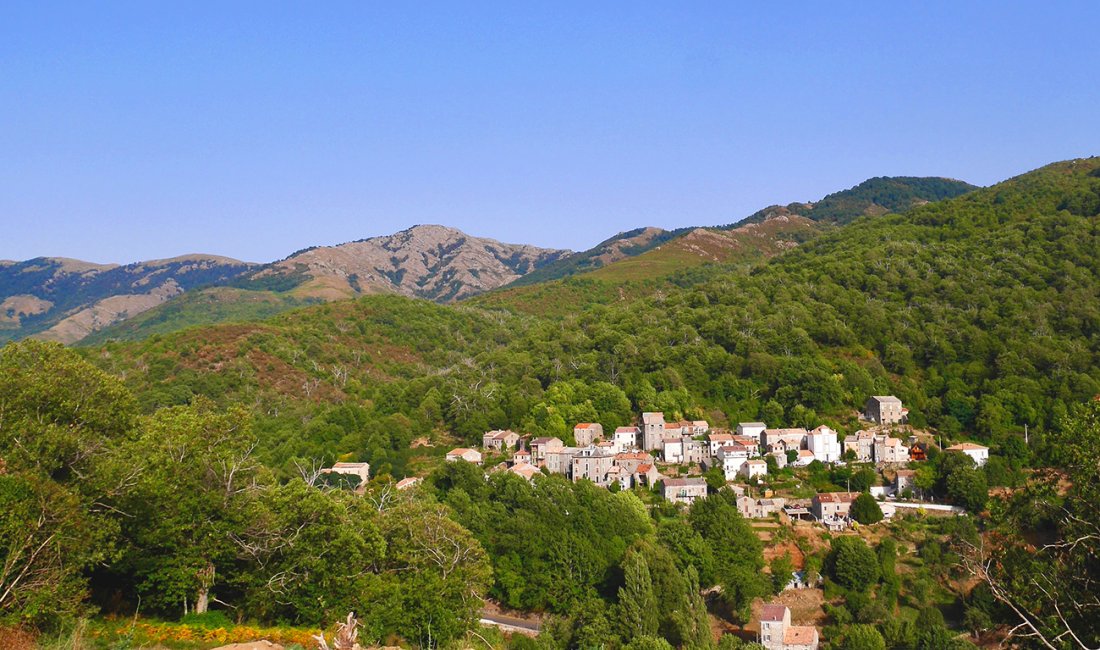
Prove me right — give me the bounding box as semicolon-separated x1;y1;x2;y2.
5;226;570;344
249;224;570;302
0;255;255;344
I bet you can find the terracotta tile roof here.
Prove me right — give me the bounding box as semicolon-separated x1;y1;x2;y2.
449;448;476;455
615;452;650;461
895;469;916;477
784;626;818;645
615;426;640;433
637;463;654;473
947;442;989;451
395;477;420;489
760;603;788;622
814;491;859;503
575;423;597;429
709;433;734;441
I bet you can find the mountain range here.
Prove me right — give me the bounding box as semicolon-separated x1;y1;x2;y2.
1;175;976;344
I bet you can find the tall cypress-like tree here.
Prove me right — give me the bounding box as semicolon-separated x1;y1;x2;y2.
618;548;659;640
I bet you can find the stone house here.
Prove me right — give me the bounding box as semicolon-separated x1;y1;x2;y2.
663;477;708;505
732;435;762;456
642;412;666;451
482;429;521;451
737;422;767;439
874;434;910;463
843;431;875;462
544;446;579;477
707;432;735;456
741;458;768;480
737;496;786;519
613;451;653;476
395;476;421;490
864;395;905;425
573;423;604;446
759;604;819;650
664;435;706;464
446;448;483;464
572;447;616;486
811;492;859;521
530;437;564;463
509;462;541;481
322;462;371;486
762;428;808;452
894;469;916;494
717;444;750;480
793;449;816;466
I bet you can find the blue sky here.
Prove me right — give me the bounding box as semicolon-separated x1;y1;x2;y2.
2;2;1098;264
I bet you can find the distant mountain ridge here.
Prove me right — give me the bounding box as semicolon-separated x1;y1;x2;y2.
2;226;570;344
506;226;694;287
247;224;570;302
4;175;977;344
732;176;977;227
0;255;254;344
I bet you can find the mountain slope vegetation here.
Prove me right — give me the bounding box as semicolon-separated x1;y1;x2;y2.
506;226;693;287
86;159;1099;466
0;255;254;344
733;175;978;226
7;157;1098;649
472;176;975;318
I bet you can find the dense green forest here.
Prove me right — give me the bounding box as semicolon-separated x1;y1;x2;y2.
86;159;1100;470
732;176;978;227
3;158;1099;648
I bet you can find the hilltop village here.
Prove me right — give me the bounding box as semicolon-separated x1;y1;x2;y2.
321;396;998;649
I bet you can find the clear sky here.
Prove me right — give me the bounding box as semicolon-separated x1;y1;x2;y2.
2;2;1098;264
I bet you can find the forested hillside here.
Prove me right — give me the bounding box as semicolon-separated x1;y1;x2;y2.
733;176;978;226
3;157;1098;649
83;159;1100;473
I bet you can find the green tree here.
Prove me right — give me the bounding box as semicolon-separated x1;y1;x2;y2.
945;465;988;512
844;624;886;650
769;554;794;594
850;492;884;524
0;472;105;628
378;500;493;647
115;398;260;616
617;548;659;639
827;536;879;591
688;491;767;620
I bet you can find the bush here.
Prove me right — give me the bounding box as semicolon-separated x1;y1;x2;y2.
179;611;234;629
